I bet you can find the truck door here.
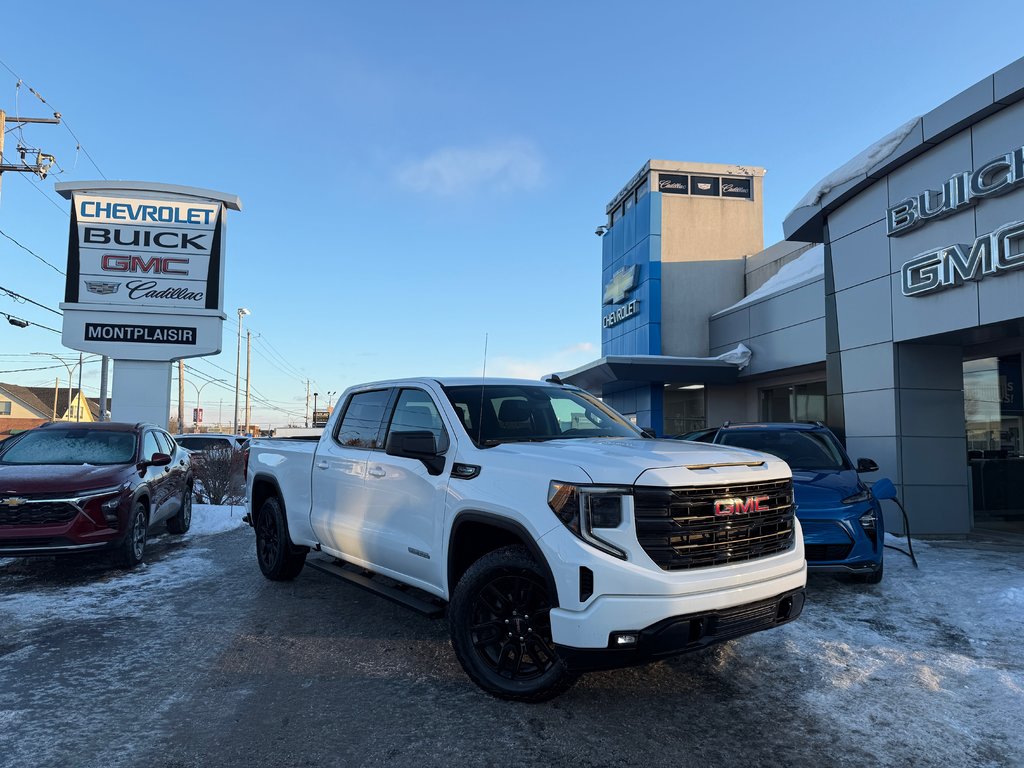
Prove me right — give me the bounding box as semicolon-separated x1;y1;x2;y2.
309;388;392;560
362;387;453;590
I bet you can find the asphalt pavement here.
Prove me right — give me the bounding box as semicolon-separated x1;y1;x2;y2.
1;522;1022;768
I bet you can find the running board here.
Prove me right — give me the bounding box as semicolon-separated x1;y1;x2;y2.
305;557;445;617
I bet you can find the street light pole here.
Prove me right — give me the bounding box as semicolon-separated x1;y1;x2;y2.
183;379;214;433
233;307;251;435
32;353;75;421
313;392;319;425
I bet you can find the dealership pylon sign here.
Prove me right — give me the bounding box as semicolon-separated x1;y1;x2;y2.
55;181;242;361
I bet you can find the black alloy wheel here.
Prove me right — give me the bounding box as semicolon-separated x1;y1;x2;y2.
255;496;306;580
470;572;556;681
449;546;576;702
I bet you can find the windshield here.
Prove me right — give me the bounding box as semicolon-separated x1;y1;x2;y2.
443;384;641;444
0;429;138;466
717;428;850;471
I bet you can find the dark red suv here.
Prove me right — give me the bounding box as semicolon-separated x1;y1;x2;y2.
0;421;193;567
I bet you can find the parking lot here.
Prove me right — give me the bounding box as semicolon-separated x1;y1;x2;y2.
1;508;1022;768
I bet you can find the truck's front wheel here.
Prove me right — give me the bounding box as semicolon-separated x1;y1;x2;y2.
449;545;576;702
255;496;306;581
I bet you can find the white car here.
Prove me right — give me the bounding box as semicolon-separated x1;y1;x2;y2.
245;378;806;701
173;433;249;454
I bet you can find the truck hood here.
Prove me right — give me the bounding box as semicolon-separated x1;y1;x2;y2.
486;437;788;486
0;463;130;495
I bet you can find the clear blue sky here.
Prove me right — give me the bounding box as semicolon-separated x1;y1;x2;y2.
1;0;1020;427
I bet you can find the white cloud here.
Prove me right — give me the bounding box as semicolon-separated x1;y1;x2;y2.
488;342;595;381
397;139;544;196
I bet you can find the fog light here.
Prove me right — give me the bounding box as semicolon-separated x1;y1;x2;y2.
611;632;638;647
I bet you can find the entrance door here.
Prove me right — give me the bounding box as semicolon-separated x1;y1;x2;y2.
964;354;1024;533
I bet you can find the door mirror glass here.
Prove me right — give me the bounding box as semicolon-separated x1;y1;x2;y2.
856;457;879;473
871;477;897;501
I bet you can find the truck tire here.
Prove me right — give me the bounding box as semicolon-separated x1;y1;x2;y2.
255;496;306;581
167;482;193;535
449;545;577;702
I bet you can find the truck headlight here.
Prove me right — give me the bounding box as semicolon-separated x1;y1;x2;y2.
548;482;628;559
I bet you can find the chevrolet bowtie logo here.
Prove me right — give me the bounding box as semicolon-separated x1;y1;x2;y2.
603;264;639;305
1;497;28;507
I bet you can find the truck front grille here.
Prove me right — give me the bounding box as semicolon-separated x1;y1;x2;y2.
0;501;80;527
633;478;795;570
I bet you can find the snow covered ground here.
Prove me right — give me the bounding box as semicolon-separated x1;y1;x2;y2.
0;519;1021;766
734;534;1024;765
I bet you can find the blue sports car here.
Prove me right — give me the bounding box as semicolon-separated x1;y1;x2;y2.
680;422;885;583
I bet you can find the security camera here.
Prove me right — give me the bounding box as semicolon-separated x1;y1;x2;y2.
595;225;609;236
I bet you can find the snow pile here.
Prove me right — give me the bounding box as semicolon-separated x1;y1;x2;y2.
187;503;247;537
789;117;920;213
719;244;824;313
713;343;752;370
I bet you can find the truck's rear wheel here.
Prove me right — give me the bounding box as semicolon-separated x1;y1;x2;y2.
255;496;306;581
449;545;576;702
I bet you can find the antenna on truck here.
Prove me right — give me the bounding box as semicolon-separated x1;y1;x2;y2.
477;333;488;446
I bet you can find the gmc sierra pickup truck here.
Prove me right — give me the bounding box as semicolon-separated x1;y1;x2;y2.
246;378;806;701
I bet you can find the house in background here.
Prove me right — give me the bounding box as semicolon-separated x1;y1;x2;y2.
0;382;109;440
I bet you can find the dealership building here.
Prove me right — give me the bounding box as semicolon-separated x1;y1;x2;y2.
562;56;1024;536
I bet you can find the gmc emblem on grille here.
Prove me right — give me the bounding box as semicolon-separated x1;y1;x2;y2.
714;495;770;516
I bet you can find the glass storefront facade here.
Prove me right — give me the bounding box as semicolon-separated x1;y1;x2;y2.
759;381;826;423
965;354;1024;532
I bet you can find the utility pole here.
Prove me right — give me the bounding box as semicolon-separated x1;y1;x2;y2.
244;331;252;435
51;378;58;421
177;360;185;434
305;380;310;428
0;109;61;199
99;356;109;422
76;352;83;422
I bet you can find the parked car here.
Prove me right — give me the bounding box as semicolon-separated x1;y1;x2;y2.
678;422;885;583
0;422;193;567
173;433;249;454
246;377;807;701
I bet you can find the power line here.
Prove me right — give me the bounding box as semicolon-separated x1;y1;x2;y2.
1;311;60;333
0;56;107;179
0;284;62;315
20;172;69;217
0;226;65;275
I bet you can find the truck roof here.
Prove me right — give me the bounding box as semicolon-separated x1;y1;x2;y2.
349;377;573;389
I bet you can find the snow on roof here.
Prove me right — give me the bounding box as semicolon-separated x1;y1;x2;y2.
717;244;824;314
788;117;919;214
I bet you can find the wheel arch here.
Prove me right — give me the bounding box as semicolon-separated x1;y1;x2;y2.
250;472;285;524
447;512;560;607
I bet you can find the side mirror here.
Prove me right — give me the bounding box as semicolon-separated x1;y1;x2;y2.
871;477;898;501
640;427;657;438
140;452;172;470
385;430;445;476
856;457;879;473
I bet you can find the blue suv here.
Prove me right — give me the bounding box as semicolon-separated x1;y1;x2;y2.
681;423;885;583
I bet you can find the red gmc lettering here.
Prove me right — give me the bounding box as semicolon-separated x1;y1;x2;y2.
101;255;189;275
714;495;770;516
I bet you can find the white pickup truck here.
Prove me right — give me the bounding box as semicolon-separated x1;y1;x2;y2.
246;377;806;701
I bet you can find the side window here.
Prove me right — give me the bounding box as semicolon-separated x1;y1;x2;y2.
335;389;392;449
154;431;173;455
143;431;161;460
386;389;449;452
